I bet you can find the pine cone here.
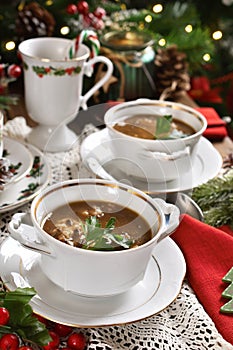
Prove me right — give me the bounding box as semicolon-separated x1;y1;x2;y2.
154;45;191;100
16;2;55;40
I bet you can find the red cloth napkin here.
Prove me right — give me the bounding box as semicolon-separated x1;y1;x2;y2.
172;214;233;345
195;107;228;141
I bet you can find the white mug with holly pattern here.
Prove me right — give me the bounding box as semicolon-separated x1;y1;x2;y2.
19;37;113;152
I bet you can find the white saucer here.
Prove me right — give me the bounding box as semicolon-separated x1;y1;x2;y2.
2;137;34;187
0;143;50;212
0;236;186;327
80;129;222;194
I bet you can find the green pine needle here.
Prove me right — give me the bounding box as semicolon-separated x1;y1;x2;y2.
192;169;233;229
0;95;18;110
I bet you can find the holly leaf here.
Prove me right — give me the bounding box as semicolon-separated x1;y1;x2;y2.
2;287;36;305
0;287;51;346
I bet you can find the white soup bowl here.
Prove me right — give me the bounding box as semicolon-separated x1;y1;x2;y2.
8;179;180;297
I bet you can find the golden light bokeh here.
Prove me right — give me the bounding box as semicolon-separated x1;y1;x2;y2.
152;4;163;13
203;53;211;62
5;41;15;51
158;38;166;46
145;14;153;23
212;30;223;40
60;26;70;35
185;24;193;33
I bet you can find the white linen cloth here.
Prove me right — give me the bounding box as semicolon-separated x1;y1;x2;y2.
0;116;232;350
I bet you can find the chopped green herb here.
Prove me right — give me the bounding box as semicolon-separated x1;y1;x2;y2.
155;114;172;139
82;216;134;251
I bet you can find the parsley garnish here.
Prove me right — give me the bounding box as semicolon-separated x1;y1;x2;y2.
155;114;173;139
82;216;134;251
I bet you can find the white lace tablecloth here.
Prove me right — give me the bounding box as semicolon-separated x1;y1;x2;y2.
1;117;233;350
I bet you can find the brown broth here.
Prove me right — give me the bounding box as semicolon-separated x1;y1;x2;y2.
113;114;195;140
42;200;153;251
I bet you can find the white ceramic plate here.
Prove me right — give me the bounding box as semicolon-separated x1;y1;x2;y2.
0;143;50;212
2;137;34;186
0;236;186;327
80;129;223;194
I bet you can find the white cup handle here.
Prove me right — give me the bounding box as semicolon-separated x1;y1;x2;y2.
153;198;180;243
80;55;113;110
139;145;190;161
8;213;52;255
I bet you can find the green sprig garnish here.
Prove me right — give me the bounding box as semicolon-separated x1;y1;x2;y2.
155;114;189;140
192;169;233;229
82;216;134;251
0;287;51;346
155;114;173;139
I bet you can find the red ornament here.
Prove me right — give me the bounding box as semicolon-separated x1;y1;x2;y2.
18;347;34;350
93;7;106;19
76;1;89;15
83;13;93;27
7;64;22;78
67;332;87;350
66;3;78;15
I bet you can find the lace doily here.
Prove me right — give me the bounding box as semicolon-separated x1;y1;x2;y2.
1;117;233;350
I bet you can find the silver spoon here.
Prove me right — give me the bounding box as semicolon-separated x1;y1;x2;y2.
175;192;204;221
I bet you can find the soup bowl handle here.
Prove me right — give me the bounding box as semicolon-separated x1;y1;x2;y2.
139;146;191;161
153;198;180;243
8;213;52;255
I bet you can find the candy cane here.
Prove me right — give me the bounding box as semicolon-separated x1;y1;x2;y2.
74;30;100;58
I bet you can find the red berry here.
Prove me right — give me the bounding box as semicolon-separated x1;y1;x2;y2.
76;1;89;15
67;332;86;350
66;3;78;15
43;331;60;350
7;64;22;78
34;314;49;325
0;334;19;350
65;67;75;75
0;307;10;325
53;323;73;337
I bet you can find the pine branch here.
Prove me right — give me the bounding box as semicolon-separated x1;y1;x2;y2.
192;169;233;228
0;95;18;110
